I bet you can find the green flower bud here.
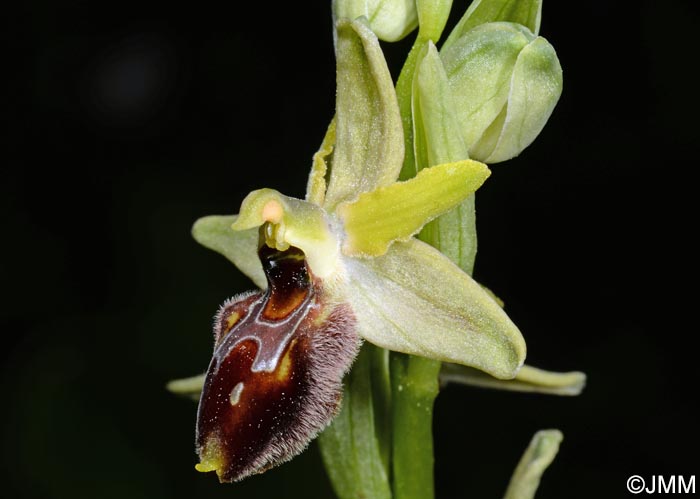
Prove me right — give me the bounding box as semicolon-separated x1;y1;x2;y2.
442;0;542;50
439;22;562;164
333;0;418;42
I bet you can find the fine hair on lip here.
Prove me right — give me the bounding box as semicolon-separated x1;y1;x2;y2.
196;246;360;482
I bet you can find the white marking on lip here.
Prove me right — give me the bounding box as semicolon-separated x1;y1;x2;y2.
230;382;244;406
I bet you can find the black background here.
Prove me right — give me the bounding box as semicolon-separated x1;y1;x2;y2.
3;1;697;498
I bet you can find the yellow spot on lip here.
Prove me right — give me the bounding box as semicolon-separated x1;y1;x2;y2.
196;438;224;475
195;461;218;473
262;200;283;223
276;340;296;381
226;311;241;329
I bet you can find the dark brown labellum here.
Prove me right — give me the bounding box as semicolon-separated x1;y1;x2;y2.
195;244;359;482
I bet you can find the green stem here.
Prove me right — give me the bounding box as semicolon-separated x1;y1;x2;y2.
390;353;441;499
390;4;461;497
391;36;437;497
390;1;490;495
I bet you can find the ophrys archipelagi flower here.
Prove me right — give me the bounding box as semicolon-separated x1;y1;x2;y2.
187;18;526;482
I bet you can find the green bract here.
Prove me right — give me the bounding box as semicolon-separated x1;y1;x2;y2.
192;18;526;380
503;430;563;499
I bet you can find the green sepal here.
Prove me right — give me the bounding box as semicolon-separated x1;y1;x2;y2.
325;18;404;210
318;344;392;499
342;239;526;379
480;283;505;307
232;189;339;279
442;0;542;52
337;160;489;257
191;215;266;289
441;363;586;396
503;430;563;499
165;374;205;402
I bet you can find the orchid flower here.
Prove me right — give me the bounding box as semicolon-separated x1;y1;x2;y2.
187;18;528;483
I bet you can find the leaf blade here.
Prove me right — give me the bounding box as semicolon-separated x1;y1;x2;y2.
319;344;393;499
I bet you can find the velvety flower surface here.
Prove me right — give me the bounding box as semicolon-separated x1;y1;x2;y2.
195;245;360;482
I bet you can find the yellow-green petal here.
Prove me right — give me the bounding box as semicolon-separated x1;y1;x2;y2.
337;160;489;257
341;239;526;379
503;430;563;499
192;215;266;289
441;363;586;396
232;189;340;278
306;118;336;206
324;18;404;210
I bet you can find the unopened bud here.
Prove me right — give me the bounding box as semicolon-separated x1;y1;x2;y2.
333;0;418;42
440;22;562;163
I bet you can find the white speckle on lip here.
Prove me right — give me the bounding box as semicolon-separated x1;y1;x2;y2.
230;382;244;406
